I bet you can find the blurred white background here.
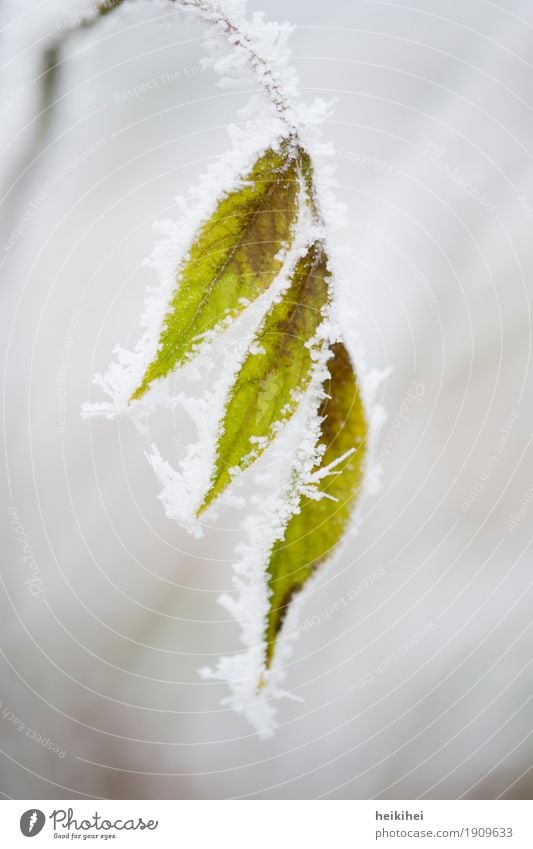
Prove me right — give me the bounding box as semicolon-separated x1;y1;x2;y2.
1;0;532;798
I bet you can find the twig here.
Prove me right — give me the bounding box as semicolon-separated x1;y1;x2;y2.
179;0;293;123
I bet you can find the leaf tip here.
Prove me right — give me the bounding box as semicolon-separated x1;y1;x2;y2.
195;481;220;518
129;384;145;404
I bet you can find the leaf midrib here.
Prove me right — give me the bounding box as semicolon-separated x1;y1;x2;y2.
205;255;328;507
181;159;299;347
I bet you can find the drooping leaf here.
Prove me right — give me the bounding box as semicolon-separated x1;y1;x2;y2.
131;142;306;401
199;241;331;514
264;341;367;668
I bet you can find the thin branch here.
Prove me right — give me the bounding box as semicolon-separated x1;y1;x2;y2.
179;0;293;123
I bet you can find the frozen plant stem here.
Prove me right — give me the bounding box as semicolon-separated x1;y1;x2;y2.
180;0;293;122
19;0;313;224
32;0;293;141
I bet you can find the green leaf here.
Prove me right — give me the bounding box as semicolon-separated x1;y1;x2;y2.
264;341;367;669
199;241;331;514
131;142;305;401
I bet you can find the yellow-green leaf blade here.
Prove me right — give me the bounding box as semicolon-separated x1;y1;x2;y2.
199;241;331;513
264;341;367;668
131;143;303;401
